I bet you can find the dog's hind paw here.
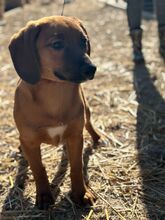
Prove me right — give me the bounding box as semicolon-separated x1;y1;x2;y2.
71;187;96;206
83;189;96;206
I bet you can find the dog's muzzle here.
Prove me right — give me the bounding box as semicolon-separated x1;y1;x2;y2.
53;62;97;84
82;63;97;80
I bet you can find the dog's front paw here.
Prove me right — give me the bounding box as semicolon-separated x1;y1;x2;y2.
71;187;96;206
36;191;54;210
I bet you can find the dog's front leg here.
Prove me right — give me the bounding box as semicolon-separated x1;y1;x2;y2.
66;135;96;205
20;139;54;209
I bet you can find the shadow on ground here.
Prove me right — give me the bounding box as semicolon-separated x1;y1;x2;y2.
1;145;94;220
133;63;165;219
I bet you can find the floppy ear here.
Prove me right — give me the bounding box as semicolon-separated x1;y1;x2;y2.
9;23;41;84
71;17;91;55
79;23;91;56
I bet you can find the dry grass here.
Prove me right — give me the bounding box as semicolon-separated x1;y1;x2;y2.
1;0;165;219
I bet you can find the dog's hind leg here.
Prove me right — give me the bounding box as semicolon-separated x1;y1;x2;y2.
84;104;100;144
81;88;100;144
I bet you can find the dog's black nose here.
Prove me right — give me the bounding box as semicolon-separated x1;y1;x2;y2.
83;64;97;79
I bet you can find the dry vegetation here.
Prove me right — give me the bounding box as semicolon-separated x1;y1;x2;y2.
1;0;165;219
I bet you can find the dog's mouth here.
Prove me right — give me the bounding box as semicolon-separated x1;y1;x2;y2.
54;71;95;84
54;71;67;81
54;64;96;84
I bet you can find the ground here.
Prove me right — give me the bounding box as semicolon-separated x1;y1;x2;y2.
1;0;165;219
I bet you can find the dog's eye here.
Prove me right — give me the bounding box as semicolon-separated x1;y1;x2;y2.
52;41;64;50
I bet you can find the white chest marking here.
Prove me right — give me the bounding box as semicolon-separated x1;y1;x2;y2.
47;125;67;139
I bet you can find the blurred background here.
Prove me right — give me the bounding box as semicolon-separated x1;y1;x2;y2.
1;0;165;220
0;0;154;15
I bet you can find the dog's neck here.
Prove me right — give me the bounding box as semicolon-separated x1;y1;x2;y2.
41;73;67;84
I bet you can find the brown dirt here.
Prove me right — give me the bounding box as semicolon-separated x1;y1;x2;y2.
1;0;165;219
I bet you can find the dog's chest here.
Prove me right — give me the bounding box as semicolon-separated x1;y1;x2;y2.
47;125;67;138
46;124;67;144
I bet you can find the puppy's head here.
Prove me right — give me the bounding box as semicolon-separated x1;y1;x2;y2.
9;16;96;84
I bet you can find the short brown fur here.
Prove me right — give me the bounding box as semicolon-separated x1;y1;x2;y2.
9;16;100;209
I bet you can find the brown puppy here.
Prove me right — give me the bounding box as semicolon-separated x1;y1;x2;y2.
9;16;100;210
